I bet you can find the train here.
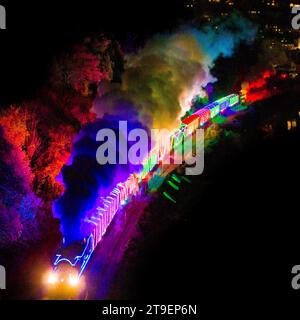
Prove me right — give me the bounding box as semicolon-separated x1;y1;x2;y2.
46;93;240;289
48;174;140;288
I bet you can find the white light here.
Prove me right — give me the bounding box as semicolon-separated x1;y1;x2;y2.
48;273;58;285
69;275;79;287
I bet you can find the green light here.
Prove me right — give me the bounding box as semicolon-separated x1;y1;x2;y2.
229;95;239;106
231;104;248;112
210;105;220;118
181;176;191;184
163;192;177;203
167;180;179;191
212;115;227;124
215;96;228;105
171;174;181;184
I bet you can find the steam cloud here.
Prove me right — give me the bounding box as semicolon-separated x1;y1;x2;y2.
93;14;257;130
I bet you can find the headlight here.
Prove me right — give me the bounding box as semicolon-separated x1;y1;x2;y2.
68;275;79;287
47;272;58;285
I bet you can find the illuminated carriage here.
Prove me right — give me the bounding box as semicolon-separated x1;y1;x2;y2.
180;94;239;135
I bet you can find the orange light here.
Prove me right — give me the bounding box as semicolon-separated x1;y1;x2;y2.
68;275;80;287
47;272;58;285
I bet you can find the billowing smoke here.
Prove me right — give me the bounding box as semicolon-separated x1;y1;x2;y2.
93;14;257;130
53;106;149;245
55;14;257;245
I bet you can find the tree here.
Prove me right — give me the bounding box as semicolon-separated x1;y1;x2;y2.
50;44;109;95
0;105;34;188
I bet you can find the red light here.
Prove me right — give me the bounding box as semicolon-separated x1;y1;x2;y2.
263;71;271;79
